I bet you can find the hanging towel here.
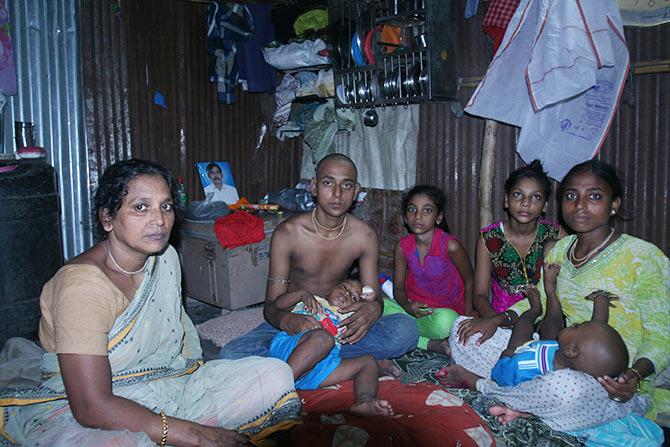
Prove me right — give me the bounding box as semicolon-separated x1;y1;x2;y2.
214;211;265;249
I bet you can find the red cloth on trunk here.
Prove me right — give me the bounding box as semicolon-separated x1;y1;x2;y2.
214;211;265;249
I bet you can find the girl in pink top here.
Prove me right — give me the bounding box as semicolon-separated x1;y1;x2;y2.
383;185;474;353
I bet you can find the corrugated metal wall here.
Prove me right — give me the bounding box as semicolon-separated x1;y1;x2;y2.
79;0;131;191
76;0;668;264
121;0;302;202
414;1;670;257
4;0;91;260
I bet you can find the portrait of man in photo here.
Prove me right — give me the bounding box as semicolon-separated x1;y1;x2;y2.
196;161;240;205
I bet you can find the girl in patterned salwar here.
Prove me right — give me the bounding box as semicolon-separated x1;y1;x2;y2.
457;160;564;345
0;160;301;446
443;160;669;442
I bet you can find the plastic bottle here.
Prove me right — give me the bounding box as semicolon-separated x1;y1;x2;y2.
176;176;187;210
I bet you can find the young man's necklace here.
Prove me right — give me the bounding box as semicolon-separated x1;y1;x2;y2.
107;245;148;275
311;209;347;240
569;227;615;267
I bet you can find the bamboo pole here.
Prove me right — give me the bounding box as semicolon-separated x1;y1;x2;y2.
479;119;498;228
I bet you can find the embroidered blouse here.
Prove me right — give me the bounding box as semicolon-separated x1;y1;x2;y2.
481;219;560;312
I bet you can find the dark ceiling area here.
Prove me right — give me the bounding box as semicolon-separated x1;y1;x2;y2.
177;0;328;8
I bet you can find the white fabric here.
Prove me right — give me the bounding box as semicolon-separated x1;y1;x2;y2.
205;182;239;204
301;105;418;190
465;0;629;181
618;0;670;26
263;39;329;71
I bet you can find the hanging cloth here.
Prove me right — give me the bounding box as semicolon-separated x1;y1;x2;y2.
206;2;253;104
465;0;629;180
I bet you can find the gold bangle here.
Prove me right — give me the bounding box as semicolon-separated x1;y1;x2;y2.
158;411;168;447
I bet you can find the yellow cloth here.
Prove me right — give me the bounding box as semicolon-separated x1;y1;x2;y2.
38;264;129;355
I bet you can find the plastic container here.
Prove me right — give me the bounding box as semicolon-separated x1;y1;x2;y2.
176;176;187;210
14;121;35;151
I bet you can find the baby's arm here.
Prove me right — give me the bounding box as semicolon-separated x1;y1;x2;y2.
587;291;618;323
539;263;564;340
502;287;542;357
275;290;320;314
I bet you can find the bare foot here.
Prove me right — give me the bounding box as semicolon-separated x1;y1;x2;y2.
426;338;452;355
377;359;402;378
350;399;394;417
435;364;481;389
489;405;530;425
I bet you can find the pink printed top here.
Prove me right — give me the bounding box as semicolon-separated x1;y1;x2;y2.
400;228;465;314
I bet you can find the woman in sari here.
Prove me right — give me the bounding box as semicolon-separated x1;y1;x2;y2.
0;159;301;446
443;160;669;437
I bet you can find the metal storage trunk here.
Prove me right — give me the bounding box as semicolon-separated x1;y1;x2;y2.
178;214;283;310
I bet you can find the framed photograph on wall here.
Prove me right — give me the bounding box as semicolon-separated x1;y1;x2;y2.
195;161;240;205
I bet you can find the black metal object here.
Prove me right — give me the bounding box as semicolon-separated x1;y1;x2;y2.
329;0;457;108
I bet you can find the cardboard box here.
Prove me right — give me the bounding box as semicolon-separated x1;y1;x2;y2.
179;214;282;310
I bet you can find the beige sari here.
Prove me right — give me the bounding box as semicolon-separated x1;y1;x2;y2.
0;246;300;446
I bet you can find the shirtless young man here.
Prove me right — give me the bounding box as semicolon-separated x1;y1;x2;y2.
265;154;383;344
218;154;418;361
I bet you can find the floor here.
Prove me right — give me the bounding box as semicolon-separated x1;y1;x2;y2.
183;297;224;361
184;297;222;325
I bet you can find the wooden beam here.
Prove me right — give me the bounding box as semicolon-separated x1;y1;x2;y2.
461;59;670;89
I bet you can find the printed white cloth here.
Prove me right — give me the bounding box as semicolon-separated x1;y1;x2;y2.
465;0;630;180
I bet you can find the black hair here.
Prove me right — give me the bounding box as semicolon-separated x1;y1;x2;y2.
93;159;176;241
315;153;358;180
504;159;552;201
401;185;450;233
558;159;624;203
206;162;222;173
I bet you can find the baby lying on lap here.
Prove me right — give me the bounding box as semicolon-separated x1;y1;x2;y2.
490;287;628;387
439;267;628;388
269;280;394;417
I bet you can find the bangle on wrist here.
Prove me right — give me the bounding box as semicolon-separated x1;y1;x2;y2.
158;411;168;447
502;311;513;326
629;367;644;382
629;367;644;392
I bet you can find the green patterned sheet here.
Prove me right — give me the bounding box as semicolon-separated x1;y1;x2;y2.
392;349;583;447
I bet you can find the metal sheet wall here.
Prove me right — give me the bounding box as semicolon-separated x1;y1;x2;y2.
80;0;131;193
122;0;302;203
415;1;670;257
4;0;91;260
69;0;670;264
